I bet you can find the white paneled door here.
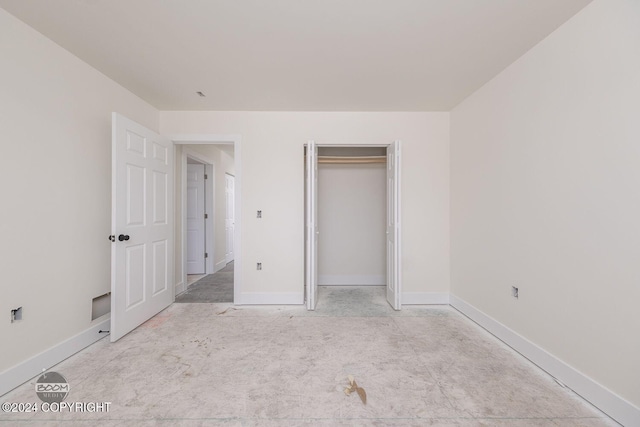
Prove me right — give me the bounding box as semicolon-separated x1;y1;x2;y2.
386;141;401;310
186;163;205;274
225;174;235;264
305;141;319;310
110;113;173;342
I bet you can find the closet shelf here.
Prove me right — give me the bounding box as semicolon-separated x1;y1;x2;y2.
314;155;387;164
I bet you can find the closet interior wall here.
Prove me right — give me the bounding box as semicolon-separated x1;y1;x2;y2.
317;147;387;286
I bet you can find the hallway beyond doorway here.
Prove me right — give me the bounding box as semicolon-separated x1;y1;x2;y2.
176;262;234;303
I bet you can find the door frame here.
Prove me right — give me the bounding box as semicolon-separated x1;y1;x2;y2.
305;141;318;310
305;142;401;310
184;153;214;278
224;172;235;264
172;134;242;304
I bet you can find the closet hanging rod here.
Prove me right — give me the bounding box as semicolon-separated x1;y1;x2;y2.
306;155;387;164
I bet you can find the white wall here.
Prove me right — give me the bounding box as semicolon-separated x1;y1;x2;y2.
451;0;640;417
0;9;158;373
161;112;450;303
318;161;386;285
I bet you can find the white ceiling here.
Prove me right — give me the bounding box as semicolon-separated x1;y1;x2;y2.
0;0;591;111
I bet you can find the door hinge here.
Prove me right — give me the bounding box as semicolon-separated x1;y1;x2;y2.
204;174;208;179
204;213;208;219
205;253;208;258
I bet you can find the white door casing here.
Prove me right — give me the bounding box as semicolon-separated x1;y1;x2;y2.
111;113;174;342
225;174;235;263
386;140;401;310
305;141;319;310
186;163;205;274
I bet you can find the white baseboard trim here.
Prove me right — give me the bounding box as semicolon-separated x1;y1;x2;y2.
235;292;304;305
450;294;639;427
0;318;110;397
174;281;185;296
214;260;227;272
319;275;385;286
402;292;450;305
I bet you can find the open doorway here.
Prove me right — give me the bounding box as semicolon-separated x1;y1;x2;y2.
173;139;240;304
305;142;401;311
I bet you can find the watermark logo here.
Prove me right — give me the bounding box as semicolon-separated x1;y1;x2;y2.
35;371;69;403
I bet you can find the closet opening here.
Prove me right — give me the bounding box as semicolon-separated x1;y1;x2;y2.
305;142;401;311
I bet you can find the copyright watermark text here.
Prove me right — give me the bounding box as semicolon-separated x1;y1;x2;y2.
2;401;112;413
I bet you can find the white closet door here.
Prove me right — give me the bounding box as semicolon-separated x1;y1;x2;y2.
386;141;402;310
305;141;319;310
